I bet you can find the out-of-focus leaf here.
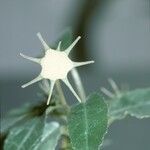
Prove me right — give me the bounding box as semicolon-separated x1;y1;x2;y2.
1;115;27;133
68;93;108;150
108;88;150;122
7;103;32;116
35;122;61;150
4;118;44;150
4;116;61;150
1;102;49;133
1;103;32;133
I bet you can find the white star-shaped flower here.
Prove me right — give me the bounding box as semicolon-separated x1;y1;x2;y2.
20;33;94;105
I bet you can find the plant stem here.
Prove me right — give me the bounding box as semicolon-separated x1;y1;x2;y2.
55;83;71;149
55;80;69;107
71;68;86;103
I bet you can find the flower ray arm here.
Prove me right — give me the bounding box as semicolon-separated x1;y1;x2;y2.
21;75;43;88
73;60;94;68
65;36;81;55
62;78;81;103
37;32;50;51
57;41;62;51
20;53;41;64
47;80;55;105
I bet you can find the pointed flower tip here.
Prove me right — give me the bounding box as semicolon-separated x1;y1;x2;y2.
36;32;41;37
20;53;23;57
78;36;81;39
20;53;26;59
21;85;25;88
78;99;82;103
91;60;95;64
36;32;43;40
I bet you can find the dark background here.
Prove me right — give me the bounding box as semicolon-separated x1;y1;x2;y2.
0;0;150;149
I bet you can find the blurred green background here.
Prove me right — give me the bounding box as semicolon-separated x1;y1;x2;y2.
0;0;150;149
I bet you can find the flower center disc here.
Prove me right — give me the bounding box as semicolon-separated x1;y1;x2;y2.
40;50;73;80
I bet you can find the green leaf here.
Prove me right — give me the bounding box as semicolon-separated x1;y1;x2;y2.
35;122;61;150
108;88;150;122
1;115;27;133
7;103;33;116
68;93;108;150
1;102;48;133
4;118;44;150
4;116;61;150
1;103;32;133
